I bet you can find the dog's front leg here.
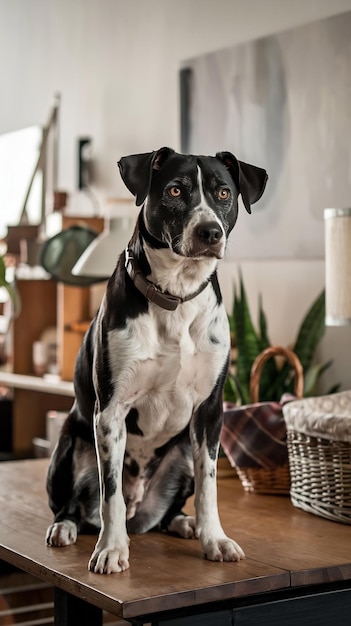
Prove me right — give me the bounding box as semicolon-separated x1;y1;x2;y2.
190;395;245;563
88;406;130;574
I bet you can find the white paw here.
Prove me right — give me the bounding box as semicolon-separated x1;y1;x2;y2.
88;542;130;574
167;515;196;539
202;536;245;562
46;520;77;547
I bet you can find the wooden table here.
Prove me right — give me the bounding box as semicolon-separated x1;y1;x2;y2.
0;459;350;625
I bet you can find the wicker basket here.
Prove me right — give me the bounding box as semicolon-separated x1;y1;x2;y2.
221;346;303;495
235;464;291;496
283;391;351;524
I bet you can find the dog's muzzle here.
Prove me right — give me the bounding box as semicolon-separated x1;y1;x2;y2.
196;221;223;246
186;220;225;259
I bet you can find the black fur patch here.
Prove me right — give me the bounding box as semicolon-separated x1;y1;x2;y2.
194;354;229;460
103;460;117;503
145;427;190;478
161;473;195;531
126;408;143;436
209;334;220;345
209;272;223;306
73;322;98;425
104;236;150;331
101;423;111;438
128;459;140;477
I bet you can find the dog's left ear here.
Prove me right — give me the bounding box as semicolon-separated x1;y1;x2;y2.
216;151;268;214
118;147;175;206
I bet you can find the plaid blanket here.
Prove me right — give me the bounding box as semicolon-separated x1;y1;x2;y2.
221;396;294;470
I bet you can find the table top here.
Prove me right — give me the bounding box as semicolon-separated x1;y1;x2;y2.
0;459;350;620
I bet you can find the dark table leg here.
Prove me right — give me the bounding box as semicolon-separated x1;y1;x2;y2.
54;588;103;626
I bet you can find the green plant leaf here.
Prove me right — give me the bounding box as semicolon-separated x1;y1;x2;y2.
293;290;326;371
227;313;235;334
258;294;271;350
223;374;239;403
224;372;249;405
0;255;7;286
268;290;326;399
231;273;261;404
303;360;332;397
256;294;279;400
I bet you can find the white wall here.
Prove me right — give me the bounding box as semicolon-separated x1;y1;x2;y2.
1;0;351;391
2;0;351;196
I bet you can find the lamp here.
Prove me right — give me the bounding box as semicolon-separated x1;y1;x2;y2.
324;208;351;326
72;216;135;279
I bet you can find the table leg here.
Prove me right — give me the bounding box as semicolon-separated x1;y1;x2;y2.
54;588;103;626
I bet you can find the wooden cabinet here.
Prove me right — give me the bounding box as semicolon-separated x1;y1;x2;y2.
13;279;57;376
57;282;91;381
1;216;105;455
9;279;73;454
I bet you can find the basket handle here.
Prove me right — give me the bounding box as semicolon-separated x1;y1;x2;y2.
249;346;304;403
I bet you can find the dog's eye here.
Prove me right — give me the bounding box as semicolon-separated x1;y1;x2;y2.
218;188;230;200
169;186;182;198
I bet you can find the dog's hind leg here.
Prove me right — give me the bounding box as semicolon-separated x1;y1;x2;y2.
166;514;196;539
46;409;99;547
160;482;196;540
46;416;79;547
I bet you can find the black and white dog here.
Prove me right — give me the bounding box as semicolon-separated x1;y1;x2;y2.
46;148;268;574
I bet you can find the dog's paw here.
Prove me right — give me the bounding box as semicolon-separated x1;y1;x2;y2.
167;515;196;539
203;536;245;562
46;521;77;547
88;544;130;574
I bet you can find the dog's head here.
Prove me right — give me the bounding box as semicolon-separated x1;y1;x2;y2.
118;148;268;259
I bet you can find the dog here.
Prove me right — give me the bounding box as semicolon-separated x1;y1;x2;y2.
46;147;268;574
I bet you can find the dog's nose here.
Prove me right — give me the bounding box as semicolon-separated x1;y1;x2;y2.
195;221;223;245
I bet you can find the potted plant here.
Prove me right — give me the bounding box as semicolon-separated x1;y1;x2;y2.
224;273;339;405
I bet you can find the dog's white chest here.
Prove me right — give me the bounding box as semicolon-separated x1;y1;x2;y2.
108;296;229;441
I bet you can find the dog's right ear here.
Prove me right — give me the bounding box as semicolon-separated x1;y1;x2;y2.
118;147;175;206
216;151;268;215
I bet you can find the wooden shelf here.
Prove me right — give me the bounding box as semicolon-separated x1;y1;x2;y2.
0;372;74;396
4;216;104;454
0;371;74;454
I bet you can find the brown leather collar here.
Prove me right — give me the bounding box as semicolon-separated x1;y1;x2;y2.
124;248;209;311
